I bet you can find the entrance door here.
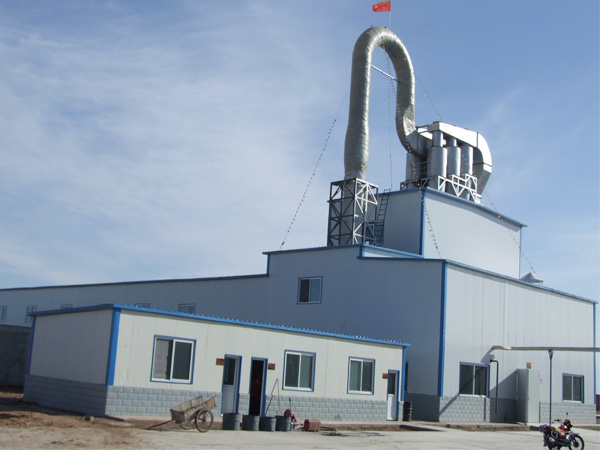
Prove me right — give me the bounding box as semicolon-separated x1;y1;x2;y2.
248;359;266;416
517;368;540;423
222;356;241;414
387;370;399;421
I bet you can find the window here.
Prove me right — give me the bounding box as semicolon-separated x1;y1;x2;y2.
459;363;488;396
60;304;73;309
284;351;315;390
136;303;151;308
348;358;375;394
25;305;37;323
563;374;583;402
151;336;195;383
298;277;322;304
0;305;6;322
178;304;196;314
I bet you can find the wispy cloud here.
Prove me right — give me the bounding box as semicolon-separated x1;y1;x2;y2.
0;1;596;302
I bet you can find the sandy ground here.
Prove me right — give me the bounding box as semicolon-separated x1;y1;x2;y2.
2;387;600;450
0;387;154;449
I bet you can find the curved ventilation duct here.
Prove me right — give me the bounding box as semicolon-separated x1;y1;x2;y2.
343;26;492;201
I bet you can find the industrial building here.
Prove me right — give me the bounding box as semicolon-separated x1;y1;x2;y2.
25;303;407;420
0;27;596;423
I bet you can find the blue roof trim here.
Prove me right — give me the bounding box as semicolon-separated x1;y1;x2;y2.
438;262;447;397
0;273;269;293
25;315;36;376
32;303;411;348
105;308;121;386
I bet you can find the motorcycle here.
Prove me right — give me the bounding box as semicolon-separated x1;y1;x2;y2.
539;419;585;449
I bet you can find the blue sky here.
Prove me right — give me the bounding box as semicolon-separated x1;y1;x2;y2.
0;0;597;309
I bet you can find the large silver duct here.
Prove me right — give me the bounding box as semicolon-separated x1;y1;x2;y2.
344;27;419;180
343;26;492;199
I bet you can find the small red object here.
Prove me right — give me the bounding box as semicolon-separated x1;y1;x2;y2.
372;1;391;12
303;419;321;431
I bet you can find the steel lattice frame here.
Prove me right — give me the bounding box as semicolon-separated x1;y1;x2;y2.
327;178;379;246
401;173;481;203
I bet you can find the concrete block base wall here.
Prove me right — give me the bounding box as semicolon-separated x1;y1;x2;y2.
24;375;391;421
405;393;522;424
539;402;596;425
439;395;492;422
105;385;221;417
280;394;389;422
24;375;108;417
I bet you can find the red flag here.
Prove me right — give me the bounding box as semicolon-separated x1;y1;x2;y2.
372;1;391;12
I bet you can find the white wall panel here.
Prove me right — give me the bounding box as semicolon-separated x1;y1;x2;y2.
113;309;405;402
423;192;521;278
445;265;595;403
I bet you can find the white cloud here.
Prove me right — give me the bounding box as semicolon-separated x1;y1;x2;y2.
0;1;596;301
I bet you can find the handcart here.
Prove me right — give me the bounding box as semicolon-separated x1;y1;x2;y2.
150;396;216;432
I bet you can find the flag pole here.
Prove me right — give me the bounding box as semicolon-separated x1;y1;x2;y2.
388;4;392;30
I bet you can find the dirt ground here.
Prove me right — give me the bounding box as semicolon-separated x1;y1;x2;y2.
2;387;599;450
0;387;155;449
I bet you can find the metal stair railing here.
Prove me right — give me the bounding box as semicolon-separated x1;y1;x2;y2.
374;189;391;246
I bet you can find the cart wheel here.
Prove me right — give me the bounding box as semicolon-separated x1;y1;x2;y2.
195;408;214;432
180;415;195;430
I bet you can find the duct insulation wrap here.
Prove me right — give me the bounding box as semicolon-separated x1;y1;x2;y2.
406;152;422;181
344;27;417;180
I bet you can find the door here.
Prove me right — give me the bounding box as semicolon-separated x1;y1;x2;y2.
517;368;540;423
387;370;399;421
249;358;266;416
222;355;241;414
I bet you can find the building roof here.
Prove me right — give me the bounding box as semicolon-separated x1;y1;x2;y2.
32;303;411;348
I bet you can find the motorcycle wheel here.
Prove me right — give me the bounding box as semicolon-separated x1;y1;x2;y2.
569;435;584;450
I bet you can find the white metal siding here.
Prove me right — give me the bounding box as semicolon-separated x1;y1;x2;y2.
444;265;595;403
0;276;269;327
423;194;521;278
113;310;404;401
382;190;423;255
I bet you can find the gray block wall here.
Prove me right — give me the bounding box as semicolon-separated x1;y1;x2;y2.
539;402;596;425
105;386;221;417
24;375;391;421
406;393;518;423
107;387;389;421
24;375;108;417
276;394;388;421
439;395;491;422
